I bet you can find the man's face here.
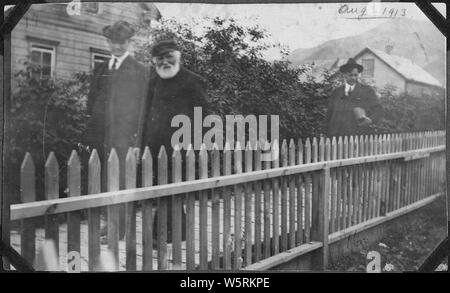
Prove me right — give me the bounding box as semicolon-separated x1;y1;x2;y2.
107;39;130;57
153;50;181;79
344;68;360;85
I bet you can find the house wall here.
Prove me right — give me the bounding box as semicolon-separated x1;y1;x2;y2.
354;51;406;94
11;3;151;81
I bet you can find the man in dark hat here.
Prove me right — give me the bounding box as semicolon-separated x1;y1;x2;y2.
142;40;208;243
143;39;207;152
325;58;380;137
83;20;149;239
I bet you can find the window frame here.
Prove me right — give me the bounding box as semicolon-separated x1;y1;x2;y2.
84;2;100;14
29;42;57;79
361;58;375;78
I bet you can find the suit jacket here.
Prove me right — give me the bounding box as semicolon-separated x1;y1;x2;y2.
84;55;149;168
326;82;380;138
143;66;207;153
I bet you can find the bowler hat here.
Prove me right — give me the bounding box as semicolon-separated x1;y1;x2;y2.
151;40;180;57
339;58;363;73
102;21;135;43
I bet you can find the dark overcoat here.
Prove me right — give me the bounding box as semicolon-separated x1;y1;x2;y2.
143;66;207;153
325;82;380;138
143;66;207;243
84;55;149;187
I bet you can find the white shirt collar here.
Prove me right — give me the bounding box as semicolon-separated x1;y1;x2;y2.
344;82;356;95
109;51;130;70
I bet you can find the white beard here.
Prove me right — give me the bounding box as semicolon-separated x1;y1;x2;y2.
155;62;180;79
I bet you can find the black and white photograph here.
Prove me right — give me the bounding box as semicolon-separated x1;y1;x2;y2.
0;1;447;275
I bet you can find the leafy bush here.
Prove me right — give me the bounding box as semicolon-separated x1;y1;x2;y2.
373;84;445;133
6;62;90;202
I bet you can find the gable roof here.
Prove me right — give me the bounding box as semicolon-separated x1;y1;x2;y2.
354;47;442;88
140;3;162;21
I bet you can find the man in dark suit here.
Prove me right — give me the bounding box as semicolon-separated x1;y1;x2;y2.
325;58;381;138
84;21;149;239
143;40;208;243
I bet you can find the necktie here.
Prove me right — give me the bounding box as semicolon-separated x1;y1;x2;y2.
111;58;117;70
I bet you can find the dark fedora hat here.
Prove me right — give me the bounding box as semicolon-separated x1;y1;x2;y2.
151;39;180;57
102;20;135;43
339;58;364;73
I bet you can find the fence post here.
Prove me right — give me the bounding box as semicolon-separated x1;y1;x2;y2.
44;152;59;264
125;148;137;270
67;150;81;270
141;147;154;271
106;149;120;270
157;146;168;270
311;167;330;270
20;153;36;267
199;144;209;270
88;149;101;271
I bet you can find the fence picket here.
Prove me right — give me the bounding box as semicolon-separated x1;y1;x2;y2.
347;136;354;228
141;147;154;271
67;150;81;270
362;136;370;221
330;137;337;233
106;149;120;270
44;152;59;266
20;153;36;266
171;147;182;269
211;144;220;270
288;139;296;249
253;142;262;261
368;135;376;218
157;147;168;270
211;144;221;269
296;139;304;245
352;136;360;225
199;144;209;270
124;148;137;270
244;142;253;267
342;136;348;229
87;150;101;271
233;142;243;269
271;140;280;255
336;137;343;231
357;136;364;223
185;146;196;270
222;143;232;269
263;142;272;259
304;138;312;241
280;140;288;252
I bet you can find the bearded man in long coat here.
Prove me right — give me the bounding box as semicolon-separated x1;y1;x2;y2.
143;40;208;243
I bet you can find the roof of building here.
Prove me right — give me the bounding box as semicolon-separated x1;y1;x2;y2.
354;46;442;88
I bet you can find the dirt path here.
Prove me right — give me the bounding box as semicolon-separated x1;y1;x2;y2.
328;196;448;272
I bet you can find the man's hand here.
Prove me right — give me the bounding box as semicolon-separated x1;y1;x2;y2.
354;107;372;126
357;116;372;127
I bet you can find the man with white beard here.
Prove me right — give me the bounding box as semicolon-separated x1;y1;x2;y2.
143;40;207;243
144;40;207;153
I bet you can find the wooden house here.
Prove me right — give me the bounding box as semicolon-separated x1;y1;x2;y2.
8;2;161;81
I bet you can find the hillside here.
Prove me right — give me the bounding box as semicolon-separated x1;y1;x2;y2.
289;18;445;84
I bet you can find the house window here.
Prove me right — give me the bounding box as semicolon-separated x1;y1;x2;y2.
30;44;56;79
85;3;99;13
362;58;375;78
